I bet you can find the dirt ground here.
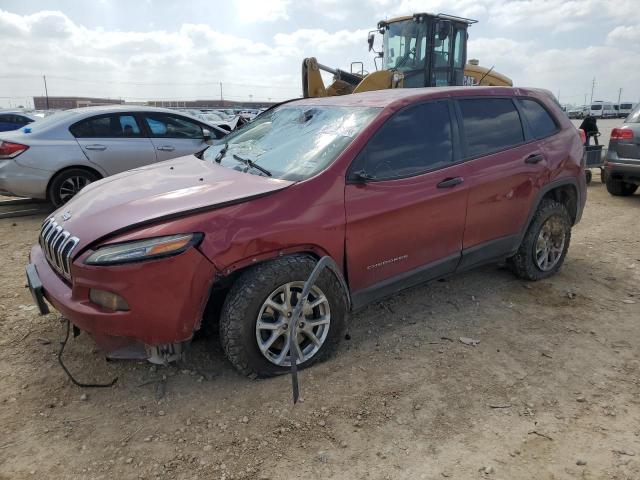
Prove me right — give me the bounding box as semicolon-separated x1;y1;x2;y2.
1;174;639;480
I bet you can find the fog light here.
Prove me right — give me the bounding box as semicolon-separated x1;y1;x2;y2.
89;289;130;311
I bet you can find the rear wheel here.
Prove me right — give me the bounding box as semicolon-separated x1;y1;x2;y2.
605;176;638;196
219;255;347;378
585;170;592;184
48;168;99;207
508;200;572;281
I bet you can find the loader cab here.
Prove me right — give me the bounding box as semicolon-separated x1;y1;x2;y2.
379;13;474;88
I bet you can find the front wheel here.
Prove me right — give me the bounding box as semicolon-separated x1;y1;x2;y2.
219;255;347;378
508;200;572;281
48;168;99;207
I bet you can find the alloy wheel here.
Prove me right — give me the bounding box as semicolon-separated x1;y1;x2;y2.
255;282;330;367
534;215;566;271
59;175;91;203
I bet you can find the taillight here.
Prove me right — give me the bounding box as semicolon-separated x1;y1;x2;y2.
0;141;29;159
578;128;586;144
611;128;633;140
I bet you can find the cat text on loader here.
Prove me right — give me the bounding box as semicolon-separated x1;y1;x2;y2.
302;13;512;98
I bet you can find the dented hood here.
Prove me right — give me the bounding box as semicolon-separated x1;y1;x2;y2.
49;155;293;250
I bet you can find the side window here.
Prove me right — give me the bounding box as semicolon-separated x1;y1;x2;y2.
453;29;464;68
0;115;9;123
519;99;558;139
356;101;453;180
69;114;142;138
143;114;203;139
459;98;524;157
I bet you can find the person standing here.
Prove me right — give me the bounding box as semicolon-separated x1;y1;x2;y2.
579;115;599;145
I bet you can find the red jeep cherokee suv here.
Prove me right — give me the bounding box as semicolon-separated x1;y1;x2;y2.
27;87;586;377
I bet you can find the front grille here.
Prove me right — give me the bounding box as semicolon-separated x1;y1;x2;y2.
39;217;79;280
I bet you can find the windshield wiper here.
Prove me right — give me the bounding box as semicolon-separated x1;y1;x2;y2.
232;154;272;177
214;143;228;163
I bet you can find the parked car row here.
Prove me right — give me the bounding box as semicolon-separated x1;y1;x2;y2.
0;106;228;206
567;101;637;119
25;86;587;377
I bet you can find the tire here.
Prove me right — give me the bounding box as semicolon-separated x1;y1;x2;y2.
508;199;572;281
600;168;607;184
585;170;592;185
220;255;347;378
605;176;638;196
48;168;99;208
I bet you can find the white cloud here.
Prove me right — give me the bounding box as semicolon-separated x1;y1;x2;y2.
233;0;291;23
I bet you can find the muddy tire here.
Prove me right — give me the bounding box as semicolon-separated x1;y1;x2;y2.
48;168;99;208
508;200;572;281
605;176;638;196
219;255;347;378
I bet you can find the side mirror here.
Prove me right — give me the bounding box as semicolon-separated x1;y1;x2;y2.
202;129;212;142
367;33;375;52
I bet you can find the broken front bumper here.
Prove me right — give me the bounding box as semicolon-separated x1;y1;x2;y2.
28;243;217;361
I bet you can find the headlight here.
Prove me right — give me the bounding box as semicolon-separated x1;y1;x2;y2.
85;233;202;266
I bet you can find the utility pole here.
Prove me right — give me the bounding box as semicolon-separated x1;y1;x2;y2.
584;94;587;105
589;77;595;105
43;75;50;110
617;87;622;105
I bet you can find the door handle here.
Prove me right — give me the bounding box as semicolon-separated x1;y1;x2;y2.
157;146;175;152
437;177;464;188
84;144;107;151
525;153;545;164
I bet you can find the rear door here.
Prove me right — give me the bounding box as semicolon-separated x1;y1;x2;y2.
345;100;469;295
456;97;549;266
70;113;157;175
141;113;210;161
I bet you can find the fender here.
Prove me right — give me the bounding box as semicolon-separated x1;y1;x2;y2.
518;176;582;245
216;246;352;310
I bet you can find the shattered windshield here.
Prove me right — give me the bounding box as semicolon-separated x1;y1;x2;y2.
203;105;380;181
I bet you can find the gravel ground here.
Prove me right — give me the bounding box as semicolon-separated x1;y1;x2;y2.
1;175;639;480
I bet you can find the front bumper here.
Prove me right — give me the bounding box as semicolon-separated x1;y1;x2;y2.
29;243;217;358
0;159;51;199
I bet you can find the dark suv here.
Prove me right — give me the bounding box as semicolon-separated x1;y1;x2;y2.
27;86;586;378
605;104;640;196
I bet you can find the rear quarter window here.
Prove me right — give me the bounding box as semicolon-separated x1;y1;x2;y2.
519;99;559;139
458;98;524;157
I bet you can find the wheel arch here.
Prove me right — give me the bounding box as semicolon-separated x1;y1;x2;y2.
201;247;352;331
46;165;104;201
521;179;579;241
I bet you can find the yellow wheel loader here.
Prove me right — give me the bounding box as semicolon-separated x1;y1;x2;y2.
302;13;512;98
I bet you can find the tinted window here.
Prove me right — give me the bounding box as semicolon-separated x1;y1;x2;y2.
519;99;558;139
590;105;602;110
357;101;453;180
459;98;524;157
144;114;203;139
0;115;8;122
70;114;142;138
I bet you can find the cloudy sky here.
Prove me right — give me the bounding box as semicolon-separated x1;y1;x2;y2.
1;0;639;108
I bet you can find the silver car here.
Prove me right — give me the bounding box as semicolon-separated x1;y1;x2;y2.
605;104;640;196
0;106;226;206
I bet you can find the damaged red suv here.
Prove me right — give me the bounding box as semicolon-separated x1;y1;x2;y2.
27;87;586;377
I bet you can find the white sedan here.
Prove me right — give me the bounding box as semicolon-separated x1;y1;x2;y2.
0;105;227;206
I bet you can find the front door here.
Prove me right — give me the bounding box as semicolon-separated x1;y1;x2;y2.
71;113;157;175
142;113;209;162
345;100;469;301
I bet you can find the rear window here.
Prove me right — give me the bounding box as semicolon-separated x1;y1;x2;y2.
459;98;524;157
519;99;558;139
626;104;640;123
590;105;602;110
